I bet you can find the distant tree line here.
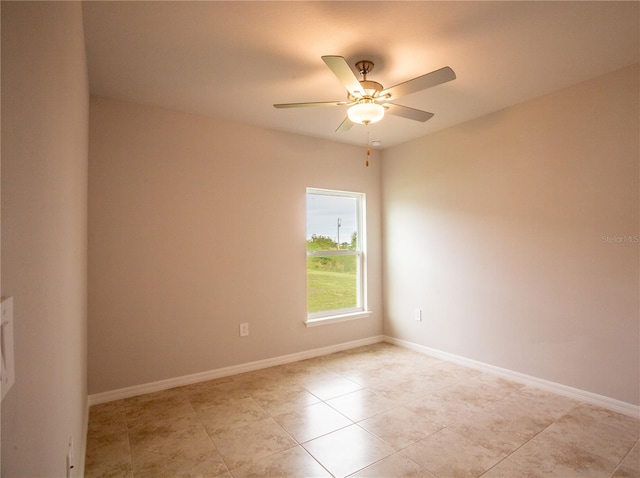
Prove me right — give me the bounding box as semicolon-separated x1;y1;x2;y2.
307;234;358;273
306;233;357;251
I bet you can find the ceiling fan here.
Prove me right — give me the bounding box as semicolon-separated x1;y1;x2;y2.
274;56;456;132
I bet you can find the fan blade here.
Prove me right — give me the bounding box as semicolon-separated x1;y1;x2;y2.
381;66;456;100
274;101;347;108
322;56;364;96
384;103;434;122
335;117;354;133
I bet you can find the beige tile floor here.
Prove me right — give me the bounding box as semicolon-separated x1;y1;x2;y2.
85;343;640;478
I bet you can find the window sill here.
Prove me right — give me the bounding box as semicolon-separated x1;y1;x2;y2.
305;311;372;327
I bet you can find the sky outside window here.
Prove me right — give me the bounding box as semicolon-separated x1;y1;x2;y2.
306;194;357;245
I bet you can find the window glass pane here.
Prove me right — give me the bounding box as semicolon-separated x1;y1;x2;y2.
307;194;358;250
307;255;358;313
306;189;364;319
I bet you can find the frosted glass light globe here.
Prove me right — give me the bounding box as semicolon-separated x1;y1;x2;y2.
347;102;384;125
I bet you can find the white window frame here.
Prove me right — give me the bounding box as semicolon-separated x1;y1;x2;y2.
305;188;371;327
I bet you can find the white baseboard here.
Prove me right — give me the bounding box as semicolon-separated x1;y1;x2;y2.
384;335;640;419
88;335;385;406
88;333;639;419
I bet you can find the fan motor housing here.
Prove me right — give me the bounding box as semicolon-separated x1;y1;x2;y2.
348;80;384;102
360;80;383;93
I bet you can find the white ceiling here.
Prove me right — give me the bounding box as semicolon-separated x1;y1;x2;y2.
82;1;639;149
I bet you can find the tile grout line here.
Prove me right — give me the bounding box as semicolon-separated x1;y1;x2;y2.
606;437;639;478
87;344;640;478
122;402;135;478
192;398;233;477
388;385;571;477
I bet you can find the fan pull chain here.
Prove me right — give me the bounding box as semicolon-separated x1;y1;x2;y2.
365;124;371;167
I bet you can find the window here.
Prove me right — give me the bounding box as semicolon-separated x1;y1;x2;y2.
306;188;369;325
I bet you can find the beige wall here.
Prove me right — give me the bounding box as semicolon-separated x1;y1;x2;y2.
1;2;89;475
382;64;639;405
88;97;383;394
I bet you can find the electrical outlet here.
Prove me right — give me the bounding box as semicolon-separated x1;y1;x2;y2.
239;323;249;337
414;309;422;321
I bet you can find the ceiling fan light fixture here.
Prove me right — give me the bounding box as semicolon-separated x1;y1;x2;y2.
348;101;385;125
